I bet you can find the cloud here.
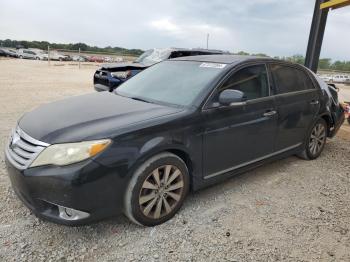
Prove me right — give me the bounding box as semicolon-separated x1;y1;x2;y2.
149;18;235;50
150;19;179;33
0;0;349;60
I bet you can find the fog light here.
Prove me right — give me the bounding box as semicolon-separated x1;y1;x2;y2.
58;206;90;221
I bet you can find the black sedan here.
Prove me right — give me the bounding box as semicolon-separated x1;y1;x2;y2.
93;48;226;92
5;55;344;226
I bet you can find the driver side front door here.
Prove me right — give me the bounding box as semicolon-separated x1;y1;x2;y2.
202;64;277;179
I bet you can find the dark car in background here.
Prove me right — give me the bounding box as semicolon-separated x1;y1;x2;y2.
5;55;344;226
0;48;19;58
93;48;226;92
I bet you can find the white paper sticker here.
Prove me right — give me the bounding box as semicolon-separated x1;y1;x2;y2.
199;63;226;69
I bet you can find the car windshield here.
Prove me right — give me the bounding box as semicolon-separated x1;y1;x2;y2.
134;49;171;66
116;61;226;107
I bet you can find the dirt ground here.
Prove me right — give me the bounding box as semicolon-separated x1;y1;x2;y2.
0;58;349;261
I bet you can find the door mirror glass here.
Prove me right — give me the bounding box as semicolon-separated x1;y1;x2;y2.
218;89;245;106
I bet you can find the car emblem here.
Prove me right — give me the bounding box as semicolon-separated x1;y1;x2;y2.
10;132;20;149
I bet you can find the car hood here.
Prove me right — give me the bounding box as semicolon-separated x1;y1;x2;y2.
100;62;148;71
18;92;183;144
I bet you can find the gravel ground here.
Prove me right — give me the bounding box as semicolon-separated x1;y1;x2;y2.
0;59;349;261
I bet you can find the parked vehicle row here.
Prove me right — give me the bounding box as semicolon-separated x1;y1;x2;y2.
0;47;123;63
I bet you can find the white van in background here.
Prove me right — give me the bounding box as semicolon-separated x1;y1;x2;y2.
332;75;350;84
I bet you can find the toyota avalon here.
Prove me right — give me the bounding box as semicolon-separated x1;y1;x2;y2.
5;55;344;226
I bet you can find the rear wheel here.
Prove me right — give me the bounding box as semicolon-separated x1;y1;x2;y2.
298;119;327;160
124;152;189;226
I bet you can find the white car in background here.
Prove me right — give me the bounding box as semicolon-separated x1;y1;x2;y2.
332;75;350;84
17;49;36;59
114;56;124;62
49;51;66;61
29;49;48;60
318;74;332;83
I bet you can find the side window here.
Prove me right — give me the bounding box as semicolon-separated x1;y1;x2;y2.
300;70;315;89
271;65;313;94
219;64;269;100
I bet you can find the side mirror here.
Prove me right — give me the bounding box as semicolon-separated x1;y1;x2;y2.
218;89;245;106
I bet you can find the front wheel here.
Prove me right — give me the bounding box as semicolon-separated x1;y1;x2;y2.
124;152;189;226
298;119;327;160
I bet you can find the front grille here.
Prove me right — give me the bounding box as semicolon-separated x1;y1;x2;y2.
5;126;50;170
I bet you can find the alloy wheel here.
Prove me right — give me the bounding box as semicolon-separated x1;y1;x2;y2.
139;165;184;219
309;123;326;156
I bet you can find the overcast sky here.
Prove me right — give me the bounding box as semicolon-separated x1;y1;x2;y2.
0;0;349;60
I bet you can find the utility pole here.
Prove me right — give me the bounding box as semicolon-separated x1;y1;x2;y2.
206;33;209;49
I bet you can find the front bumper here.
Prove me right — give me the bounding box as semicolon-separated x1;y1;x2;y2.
94;84;111;92
5;156;127;226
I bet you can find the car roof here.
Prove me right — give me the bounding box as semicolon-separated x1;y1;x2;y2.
150;47;226;54
171;48;226;53
170;54;276;64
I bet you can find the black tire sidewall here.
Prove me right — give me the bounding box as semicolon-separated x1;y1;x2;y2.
305;118;327;160
128;154;189;226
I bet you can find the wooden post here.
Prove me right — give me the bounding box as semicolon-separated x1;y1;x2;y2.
48;45;50;66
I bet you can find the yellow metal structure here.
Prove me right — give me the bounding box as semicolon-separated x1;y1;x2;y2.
320;0;350;10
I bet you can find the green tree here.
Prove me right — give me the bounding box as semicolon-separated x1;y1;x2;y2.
318;58;332;70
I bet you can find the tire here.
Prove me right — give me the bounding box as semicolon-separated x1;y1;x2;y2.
124;152;189;226
19;55;23;59
298;118;327;160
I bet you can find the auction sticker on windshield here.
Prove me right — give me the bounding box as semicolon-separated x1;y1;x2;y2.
199;63;226;69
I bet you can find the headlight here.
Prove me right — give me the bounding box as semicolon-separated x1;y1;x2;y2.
111;71;131;79
30;139;111;167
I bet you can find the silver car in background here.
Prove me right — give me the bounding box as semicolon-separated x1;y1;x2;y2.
29;48;48;60
17;49;37;59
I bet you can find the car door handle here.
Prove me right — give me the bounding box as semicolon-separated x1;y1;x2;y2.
310;100;319;105
263;110;277;117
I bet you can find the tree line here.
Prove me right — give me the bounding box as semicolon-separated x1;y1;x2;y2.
0;39;143;56
1;39;349;72
235;52;350;72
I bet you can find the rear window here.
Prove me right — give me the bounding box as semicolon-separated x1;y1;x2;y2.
271;64;314;94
